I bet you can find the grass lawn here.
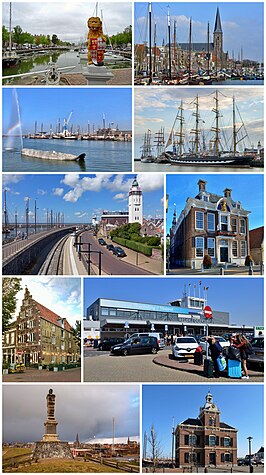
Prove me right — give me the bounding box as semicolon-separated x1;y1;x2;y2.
3;457;125;473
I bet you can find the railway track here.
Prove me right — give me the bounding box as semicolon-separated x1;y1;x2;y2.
38;235;69;275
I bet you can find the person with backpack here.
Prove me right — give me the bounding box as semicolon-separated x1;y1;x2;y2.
232;334;253;379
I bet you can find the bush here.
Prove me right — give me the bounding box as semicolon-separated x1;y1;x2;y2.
245;255;253;266
146;236;161;247
112;237;153;257
203;254;212;269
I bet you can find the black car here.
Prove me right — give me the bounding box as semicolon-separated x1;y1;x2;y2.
110;336;159;356
107;244;115;251
113;246;127;257
247;336;264;369
98;338;125;351
98;238;106;246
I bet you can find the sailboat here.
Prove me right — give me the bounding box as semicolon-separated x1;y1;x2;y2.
140;129;155;162
2;3;20;67
164;91;256;166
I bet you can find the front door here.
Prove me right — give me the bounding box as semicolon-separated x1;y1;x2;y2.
209;452;216;465
25;353;31;367
220;247;229;262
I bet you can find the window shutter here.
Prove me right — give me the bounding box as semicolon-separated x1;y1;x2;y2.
184;435;189;445
196;435;200;446
205;435;209;445
221;453;224;463
221;437;224;447
216;436;219;446
192;237;195;248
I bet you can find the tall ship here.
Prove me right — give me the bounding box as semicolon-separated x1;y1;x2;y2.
164;91;256;166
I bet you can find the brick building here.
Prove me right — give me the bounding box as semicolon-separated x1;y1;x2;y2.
170;179;250;269
2;287;79;366
175;392;237;469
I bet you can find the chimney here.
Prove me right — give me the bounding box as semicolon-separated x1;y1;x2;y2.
223;188;232;198
198;179;207;192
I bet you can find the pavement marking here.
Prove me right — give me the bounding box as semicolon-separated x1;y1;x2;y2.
69;237;79;275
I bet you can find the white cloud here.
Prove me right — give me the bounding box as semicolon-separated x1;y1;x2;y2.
3;175;23;186
37;189;47;196
53;187;64;196
113;193;127;200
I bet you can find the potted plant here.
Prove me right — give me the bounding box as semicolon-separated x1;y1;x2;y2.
2;363;9;375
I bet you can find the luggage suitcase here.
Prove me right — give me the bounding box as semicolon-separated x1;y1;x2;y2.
203;358;214;378
228;359;242;378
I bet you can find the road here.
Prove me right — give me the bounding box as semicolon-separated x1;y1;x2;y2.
83;348;264;383
79;231;153;275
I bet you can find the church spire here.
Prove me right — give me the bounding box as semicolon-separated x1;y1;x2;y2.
214;7;222;33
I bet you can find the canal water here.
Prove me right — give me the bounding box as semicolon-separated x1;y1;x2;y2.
3;51;131;84
3;137;132;172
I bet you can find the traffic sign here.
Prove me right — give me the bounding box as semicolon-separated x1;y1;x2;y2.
204;306;213;319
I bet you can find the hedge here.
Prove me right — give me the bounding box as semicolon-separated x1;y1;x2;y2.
112;237;156;257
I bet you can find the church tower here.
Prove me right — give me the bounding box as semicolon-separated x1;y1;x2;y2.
128;177;143;224
213;8;223;69
199;392;221;428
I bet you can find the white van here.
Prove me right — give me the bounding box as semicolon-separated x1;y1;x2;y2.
130;332;165;349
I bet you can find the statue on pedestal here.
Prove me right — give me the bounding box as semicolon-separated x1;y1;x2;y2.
87;17;106;66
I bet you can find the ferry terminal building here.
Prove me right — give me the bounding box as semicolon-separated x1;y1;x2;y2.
85;290;253;339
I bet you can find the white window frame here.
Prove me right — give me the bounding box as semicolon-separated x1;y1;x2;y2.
209;435;216;447
195;211;204;230
224;437;231;447
220;214;229;231
195;237;204;258
241;241;247;258
231;217;237;233
240;219;246;234
232;241;238;258
207;213;215;231
207;238;215;258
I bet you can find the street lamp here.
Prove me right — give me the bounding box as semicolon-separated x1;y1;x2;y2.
166;233;170;272
247;436;253;473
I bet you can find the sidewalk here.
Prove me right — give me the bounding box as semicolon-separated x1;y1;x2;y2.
153;354;264;382
167;266;263;276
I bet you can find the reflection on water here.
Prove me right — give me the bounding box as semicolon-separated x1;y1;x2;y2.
3;137;132;172
134;160;263;173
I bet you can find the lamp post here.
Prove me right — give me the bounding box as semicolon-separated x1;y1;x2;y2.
247;436;253;473
166;233;170;272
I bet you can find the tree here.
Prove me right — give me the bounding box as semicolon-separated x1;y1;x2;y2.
148;424;163;472
2;25;9;47
2;278;22;334
73;320;81;340
51;34;59;45
12;25;23;45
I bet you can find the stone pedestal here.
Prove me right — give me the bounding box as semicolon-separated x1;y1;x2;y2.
82;64;114;85
33;441;73;459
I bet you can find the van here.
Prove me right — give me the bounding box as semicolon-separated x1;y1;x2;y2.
130;332;165;348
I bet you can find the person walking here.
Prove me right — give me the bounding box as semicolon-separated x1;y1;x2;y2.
232;334;250;379
207;336;223;378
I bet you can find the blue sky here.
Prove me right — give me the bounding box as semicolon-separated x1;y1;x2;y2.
3;88;132;135
142;385;264;458
2;174;164;223
166;174;264;233
134;88;264;157
83;277;264;326
135;2;264;61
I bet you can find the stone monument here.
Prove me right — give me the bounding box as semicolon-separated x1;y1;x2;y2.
82;16;114;85
33;388;73;459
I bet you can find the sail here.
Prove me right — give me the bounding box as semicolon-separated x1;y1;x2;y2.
5;89;23;151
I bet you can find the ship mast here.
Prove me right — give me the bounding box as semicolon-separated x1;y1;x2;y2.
148;3;152;84
175;101;185;159
9;2;12;53
191;95;200;155
211;90;220;156
167;6;172;80
207;22;210;75
233;96;237;155
173;20;177;77
153;21;157;76
188;18;192;79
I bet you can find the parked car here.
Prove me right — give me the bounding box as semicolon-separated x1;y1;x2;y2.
106;244;115;251
237;459;247;466
98;338;125;351
172;336;199;359
247;336;264;368
98;238;106;245
110;336;159;356
113;246;127;257
130;332;165;349
199;336;230;354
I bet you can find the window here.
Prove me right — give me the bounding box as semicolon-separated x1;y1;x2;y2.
207;238;215;257
189;434;197;446
203;195;208;202
221;215;228;231
184;453;190;463
240;219;246;234
196;211;204;230
195;237;204;257
241;241;246;258
101;308;109;316
209;417;216;426
209;435;216;446
224;437;231;447
231;217;237;233
51;337;56;345
232;241;238;257
207;213;215;231
224;453;231;462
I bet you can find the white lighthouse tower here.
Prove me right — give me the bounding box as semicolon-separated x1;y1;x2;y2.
128;177;143;224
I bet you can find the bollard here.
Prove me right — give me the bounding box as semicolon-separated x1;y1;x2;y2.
260;262;264;275
248;266;253;276
220;268;224;275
